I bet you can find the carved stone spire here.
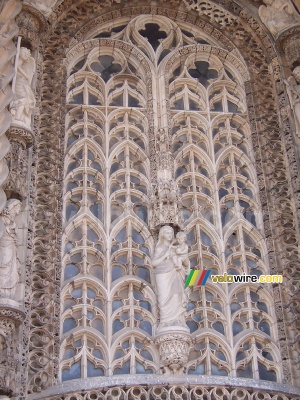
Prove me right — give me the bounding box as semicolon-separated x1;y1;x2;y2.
149;128;182;230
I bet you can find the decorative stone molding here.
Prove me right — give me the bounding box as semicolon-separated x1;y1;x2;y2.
26;379;300;400
155;333;192;374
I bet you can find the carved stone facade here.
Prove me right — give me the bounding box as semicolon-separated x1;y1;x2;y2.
0;0;299;399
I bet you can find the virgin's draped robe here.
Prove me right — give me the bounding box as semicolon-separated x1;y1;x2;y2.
152;243;188;330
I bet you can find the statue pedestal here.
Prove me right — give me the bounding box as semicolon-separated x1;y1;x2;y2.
155;330;192;374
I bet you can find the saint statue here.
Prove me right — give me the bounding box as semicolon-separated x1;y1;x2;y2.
284;66;300;138
258;0;300;36
152;226;190;333
155;128;170;153
0;199;22;299
10;47;36;130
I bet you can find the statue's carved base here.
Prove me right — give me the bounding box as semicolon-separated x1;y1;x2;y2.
155;331;192;374
0;303;25;397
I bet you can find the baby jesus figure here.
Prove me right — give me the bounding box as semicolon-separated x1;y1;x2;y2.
170;231;190;275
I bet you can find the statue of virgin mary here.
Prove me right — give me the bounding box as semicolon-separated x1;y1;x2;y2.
152;226;189;333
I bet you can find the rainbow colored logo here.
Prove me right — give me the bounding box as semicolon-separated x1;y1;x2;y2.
185;270;211;286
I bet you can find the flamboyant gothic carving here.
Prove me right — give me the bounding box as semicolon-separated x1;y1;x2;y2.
48;12;285;387
10;47;36;131
0;199;21;299
149;128;182;229
0;0;297;397
149;178;182;229
258;0;300;35
285;66;300;138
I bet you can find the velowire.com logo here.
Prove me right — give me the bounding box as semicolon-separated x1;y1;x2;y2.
185;270;283;286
